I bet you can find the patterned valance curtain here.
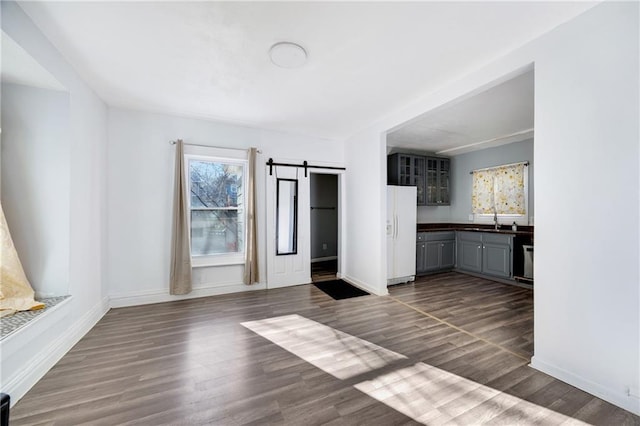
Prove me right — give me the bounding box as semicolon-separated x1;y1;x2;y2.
472;163;526;215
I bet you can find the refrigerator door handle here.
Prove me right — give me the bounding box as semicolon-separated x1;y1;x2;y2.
392;215;395;239
395;214;399;239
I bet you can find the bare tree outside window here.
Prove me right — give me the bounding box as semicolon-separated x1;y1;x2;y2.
189;160;245;256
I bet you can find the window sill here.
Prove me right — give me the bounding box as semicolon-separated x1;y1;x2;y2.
473;215;529;227
192;255;245;268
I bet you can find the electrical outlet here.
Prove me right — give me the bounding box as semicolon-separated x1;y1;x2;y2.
468;214;474;221
322;243;327;250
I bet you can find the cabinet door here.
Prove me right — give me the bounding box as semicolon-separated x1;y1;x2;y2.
425;157;450;206
437;158;450;205
424;241;441;271
398;155;412;186
440;240;455;269
412;156;426;205
416;242;427;273
482;243;511;278
458;240;482;272
425;157;438;205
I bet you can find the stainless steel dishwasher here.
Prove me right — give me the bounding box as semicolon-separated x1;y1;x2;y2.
523;244;534;279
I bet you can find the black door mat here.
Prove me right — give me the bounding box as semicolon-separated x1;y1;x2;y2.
313;279;370;300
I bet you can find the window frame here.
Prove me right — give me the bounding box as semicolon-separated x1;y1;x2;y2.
184;152;248;268
472;165;529;226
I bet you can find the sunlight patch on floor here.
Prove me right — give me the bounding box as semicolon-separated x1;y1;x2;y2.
242;314;590;425
354;362;590;425
241;314;406;380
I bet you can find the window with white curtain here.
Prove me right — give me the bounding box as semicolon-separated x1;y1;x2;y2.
471;162;528;225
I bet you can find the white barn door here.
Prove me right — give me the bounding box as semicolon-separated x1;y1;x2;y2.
266;165;311;288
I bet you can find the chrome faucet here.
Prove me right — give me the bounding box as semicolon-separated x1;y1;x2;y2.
493;211;499;230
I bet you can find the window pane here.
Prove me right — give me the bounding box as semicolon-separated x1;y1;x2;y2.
191;210;243;256
190;160;243;208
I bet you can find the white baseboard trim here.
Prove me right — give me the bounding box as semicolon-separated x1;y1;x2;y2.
4;296;110;407
530;356;640;415
342;275;388;296
109;282;267;308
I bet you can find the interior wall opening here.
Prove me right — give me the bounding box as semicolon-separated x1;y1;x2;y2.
1;31;71;300
310;173;339;283
382;63;536;358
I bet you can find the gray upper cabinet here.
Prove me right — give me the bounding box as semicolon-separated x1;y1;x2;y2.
425;157;450;206
388;154;426;205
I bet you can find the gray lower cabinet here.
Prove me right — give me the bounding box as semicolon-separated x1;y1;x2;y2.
457;231;513;278
417;231;455;274
416;241;427;273
458;239;483;273
483;243;511;278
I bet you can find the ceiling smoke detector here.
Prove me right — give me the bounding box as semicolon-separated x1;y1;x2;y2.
269;42;307;68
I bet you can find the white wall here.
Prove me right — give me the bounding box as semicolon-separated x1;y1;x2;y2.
417;138;534;224
532;2;639;414
344;128;388;296
0;1;109;406
1;83;70;297
345;1;639;414
107;108;344;306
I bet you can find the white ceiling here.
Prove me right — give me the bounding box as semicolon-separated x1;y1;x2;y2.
387;69;534;155
18;1;595;141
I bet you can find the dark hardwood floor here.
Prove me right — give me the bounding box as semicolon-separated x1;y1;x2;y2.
391;272;534;360
10;272;639;425
312;259;338;282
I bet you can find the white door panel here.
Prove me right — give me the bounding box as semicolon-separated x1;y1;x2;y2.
395;187;417;277
266;165;311;288
387;187;396;280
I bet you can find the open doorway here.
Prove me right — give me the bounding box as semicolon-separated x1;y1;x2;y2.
384;65;535;358
310;173;339;282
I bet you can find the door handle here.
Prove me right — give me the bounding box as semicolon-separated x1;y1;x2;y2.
394;215;399;239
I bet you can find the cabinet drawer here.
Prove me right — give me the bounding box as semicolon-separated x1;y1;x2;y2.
457;231;482;242
483;233;513;246
424;231;455;241
417;232;428;242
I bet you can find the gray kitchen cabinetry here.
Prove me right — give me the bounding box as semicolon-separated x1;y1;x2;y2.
457;232;483;273
416;237;426;273
417;231;455;275
482;234;512;278
425;157;450;206
457;231;513;278
388;153;426;205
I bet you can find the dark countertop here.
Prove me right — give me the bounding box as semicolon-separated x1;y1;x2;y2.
417;223;534;237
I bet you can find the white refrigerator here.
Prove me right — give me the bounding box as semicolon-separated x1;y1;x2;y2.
387;185;417;286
